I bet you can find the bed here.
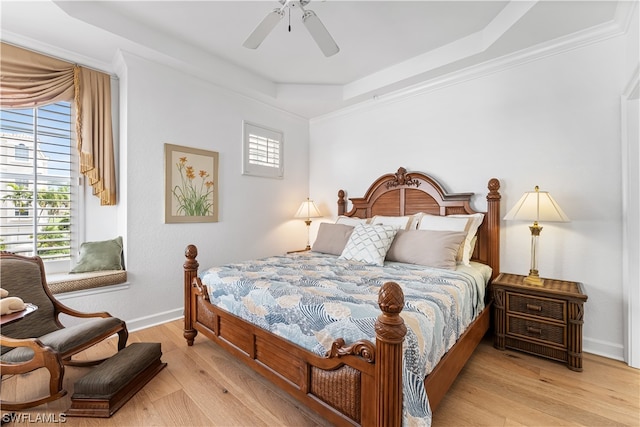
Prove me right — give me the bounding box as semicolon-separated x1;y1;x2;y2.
182;167;501;427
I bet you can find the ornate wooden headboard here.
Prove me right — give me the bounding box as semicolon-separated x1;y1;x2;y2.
337;167;501;280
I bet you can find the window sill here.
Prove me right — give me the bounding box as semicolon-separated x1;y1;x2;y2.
47;270;127;295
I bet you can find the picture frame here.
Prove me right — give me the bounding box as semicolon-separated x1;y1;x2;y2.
164;143;219;223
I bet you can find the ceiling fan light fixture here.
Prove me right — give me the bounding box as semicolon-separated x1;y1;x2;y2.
242;8;285;49
301;10;340;57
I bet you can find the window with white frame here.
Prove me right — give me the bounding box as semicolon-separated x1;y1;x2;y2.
0;102;77;262
242;121;284;179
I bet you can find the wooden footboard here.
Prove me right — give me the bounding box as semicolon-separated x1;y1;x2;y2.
184;244;406;427
183;246;491;426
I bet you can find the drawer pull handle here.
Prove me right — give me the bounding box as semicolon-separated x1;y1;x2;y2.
527;326;542;335
526;303;542;312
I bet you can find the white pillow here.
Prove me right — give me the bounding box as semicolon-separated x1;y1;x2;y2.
339;223;398;266
417;214;471;265
370;214;421;230
417;214;470;232
417;213;484;265
448;213;484;265
335;216;369;227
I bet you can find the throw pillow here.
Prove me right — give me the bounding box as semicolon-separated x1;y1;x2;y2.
417;214;472;264
386;229;467;270
339;223;398;266
311;223;355;256
70;236;124;273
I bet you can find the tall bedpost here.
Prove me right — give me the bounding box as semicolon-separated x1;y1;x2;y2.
486;178;501;281
375;281;407;427
184;244;199;346
338;189;346;216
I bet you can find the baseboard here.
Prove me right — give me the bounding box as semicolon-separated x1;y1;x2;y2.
125;308;183;333
584;337;625;362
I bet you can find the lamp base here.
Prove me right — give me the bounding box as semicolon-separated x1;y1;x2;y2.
523;272;544;287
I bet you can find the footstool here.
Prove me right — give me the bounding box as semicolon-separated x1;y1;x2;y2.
66;342;167;417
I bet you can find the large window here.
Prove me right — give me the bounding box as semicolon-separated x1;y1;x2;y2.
242;121;284;179
0;102;75;260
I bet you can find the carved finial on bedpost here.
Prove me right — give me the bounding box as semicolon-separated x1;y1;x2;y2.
184;245;199;346
375;281;407;427
338;190;346;216
487;178;500;198
486;179;501;281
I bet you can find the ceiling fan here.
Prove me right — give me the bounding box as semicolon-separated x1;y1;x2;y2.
243;0;340;57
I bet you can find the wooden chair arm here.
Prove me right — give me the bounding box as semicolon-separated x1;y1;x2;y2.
0;334;49;350
0;334;63;370
51;299;113;319
0;334;66;398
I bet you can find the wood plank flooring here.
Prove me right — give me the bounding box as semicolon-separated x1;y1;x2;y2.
2;319;638;426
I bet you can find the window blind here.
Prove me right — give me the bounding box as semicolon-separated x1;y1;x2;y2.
0;102;73;260
248;133;281;168
242;121;284;179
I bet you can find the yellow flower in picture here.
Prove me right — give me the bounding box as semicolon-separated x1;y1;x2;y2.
172;156;215;216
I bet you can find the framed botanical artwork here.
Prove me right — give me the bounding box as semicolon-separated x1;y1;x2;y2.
164;143;219;223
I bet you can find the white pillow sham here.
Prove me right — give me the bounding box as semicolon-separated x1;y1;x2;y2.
447;213;484;264
369;214;422;230
335;216;369;227
417;213;483;266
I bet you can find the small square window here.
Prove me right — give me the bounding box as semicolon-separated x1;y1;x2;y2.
242;121;283;179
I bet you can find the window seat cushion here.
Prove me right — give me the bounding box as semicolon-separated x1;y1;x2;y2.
47;270;127;294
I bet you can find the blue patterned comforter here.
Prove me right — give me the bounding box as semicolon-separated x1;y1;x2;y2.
200;251;490;426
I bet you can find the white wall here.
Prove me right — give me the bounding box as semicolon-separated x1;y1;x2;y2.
309;34;630;360
60;51;311;330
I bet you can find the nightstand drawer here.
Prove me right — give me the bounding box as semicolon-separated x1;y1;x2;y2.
507;315;566;347
507;293;566;322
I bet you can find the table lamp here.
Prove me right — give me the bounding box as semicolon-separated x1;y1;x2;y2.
504;186;569;286
294;198;322;250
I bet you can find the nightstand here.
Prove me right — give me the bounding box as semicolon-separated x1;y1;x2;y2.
492;273;588;371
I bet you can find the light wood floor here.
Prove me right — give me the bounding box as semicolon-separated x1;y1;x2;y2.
2;319;638;426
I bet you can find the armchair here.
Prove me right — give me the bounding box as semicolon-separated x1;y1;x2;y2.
0;251;128;410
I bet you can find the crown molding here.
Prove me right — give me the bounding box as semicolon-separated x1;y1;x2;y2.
312;9;632;124
615;0;639;34
1;31;116;76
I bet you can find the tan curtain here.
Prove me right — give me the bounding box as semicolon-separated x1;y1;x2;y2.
75;67;116;205
0;42;117;205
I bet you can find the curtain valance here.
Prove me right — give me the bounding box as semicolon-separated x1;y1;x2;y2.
0;42;116;205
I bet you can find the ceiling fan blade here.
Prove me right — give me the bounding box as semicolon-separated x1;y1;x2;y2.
243;8;284;49
302;10;339;57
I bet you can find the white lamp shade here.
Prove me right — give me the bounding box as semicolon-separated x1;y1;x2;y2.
504;187;569;223
295;198;322;219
